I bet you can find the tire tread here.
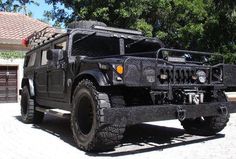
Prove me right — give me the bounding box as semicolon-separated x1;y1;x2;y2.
71;79;125;152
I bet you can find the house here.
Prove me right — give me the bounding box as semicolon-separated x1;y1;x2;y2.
0;12;50;103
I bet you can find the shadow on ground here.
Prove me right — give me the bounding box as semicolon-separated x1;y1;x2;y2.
15;115;225;156
15;115;76;147
90;125;224;157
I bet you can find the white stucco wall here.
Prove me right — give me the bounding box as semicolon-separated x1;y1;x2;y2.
0;58;24;102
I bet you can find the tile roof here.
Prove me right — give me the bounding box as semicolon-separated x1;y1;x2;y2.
0;12;50;43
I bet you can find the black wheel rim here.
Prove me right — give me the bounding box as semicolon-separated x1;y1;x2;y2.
77;95;94;135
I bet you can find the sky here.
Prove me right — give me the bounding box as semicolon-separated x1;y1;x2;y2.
26;0;72;26
28;0;54;20
1;0;72;26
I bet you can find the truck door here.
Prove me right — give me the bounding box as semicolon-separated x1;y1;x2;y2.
47;40;67;101
47;63;66;100
35;49;48;99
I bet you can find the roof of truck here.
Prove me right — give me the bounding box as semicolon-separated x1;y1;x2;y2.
25;23;164;53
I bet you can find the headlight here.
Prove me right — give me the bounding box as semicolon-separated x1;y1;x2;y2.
196;70;206;83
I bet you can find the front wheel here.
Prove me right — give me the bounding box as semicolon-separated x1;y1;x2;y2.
71;79;125;152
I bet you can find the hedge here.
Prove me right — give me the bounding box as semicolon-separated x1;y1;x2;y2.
0;51;25;59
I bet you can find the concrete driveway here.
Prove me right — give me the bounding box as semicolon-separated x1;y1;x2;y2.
0;103;236;159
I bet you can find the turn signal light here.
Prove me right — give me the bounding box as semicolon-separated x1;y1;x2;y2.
116;65;124;74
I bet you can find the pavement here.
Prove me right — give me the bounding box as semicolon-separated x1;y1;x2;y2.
225;92;236;101
0;103;236;159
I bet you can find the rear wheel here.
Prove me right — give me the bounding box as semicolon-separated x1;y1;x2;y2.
20;86;44;124
181;91;229;136
181;115;229;136
71;79;125;152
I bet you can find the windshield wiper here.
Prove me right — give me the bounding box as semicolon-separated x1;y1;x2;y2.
126;38;146;48
73;32;96;45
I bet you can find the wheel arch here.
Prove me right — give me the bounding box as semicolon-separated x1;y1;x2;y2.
71;70;109;103
21;78;35;97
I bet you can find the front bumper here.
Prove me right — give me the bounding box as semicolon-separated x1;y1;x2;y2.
103;101;236;125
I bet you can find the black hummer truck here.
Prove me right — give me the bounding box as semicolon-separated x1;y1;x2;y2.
20;21;236;152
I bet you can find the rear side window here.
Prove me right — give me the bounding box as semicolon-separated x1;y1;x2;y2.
55;41;67;50
25;53;36;67
41;50;48;65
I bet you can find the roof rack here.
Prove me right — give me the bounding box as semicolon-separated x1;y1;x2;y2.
22;26;67;49
92;25;143;35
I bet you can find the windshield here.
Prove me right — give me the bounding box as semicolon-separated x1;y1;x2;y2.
72;34;120;57
71;33;162;57
124;39;161;54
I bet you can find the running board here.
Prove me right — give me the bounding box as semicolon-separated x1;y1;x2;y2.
36;107;71;119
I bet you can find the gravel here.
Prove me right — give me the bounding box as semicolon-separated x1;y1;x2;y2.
0;103;236;159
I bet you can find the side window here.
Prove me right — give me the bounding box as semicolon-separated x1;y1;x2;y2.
55;41;67;50
25;53;36;67
41;49;49;65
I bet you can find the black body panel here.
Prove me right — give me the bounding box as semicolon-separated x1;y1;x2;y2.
224;64;236;90
35;66;48;98
47;66;66;99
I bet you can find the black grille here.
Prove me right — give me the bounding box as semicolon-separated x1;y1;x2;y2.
123;57;211;87
157;66;208;85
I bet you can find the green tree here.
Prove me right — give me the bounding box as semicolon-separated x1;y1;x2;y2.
0;0;39;16
204;1;236;63
44;0;236;62
2;0;235;62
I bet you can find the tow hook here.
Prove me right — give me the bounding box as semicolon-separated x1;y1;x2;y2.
219;105;228;116
177;106;186;121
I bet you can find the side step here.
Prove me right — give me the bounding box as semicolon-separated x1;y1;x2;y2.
36;107;71;119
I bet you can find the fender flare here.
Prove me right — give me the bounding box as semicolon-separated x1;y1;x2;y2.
70;70;110;103
74;70;110;87
21;78;35;97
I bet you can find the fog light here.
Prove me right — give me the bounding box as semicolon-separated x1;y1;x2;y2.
196;70;206;83
116;77;123;81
